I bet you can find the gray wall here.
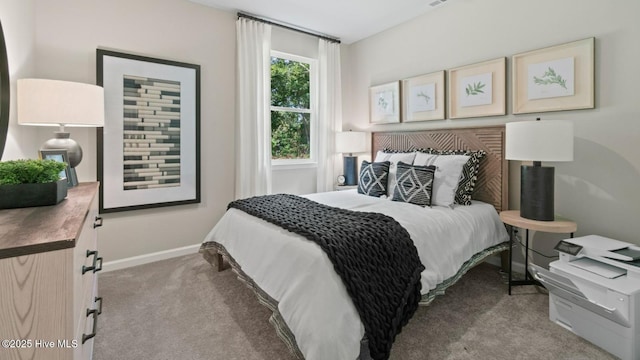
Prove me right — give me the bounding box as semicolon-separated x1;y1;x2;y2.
22;0;236;262
0;0;39;160
342;0;640;266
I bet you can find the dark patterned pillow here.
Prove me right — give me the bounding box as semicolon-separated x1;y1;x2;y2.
357;161;390;198
417;148;486;205
392;162;436;207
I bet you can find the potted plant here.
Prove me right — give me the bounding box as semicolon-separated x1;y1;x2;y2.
0;159;68;209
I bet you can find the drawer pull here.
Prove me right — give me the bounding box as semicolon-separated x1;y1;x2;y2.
82;308;99;344
82;250;103;274
93;216;103;228
95;296;103;315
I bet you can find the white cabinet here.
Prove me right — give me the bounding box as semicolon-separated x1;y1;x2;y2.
0;183;102;360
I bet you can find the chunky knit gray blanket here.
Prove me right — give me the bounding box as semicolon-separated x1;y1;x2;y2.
228;194;425;360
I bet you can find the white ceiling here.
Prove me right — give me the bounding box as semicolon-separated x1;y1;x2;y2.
190;0;450;44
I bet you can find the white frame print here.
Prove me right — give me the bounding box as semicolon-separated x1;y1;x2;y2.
97;49;201;213
448;57;506;119
513;37;594;114
369;81;401;124
401;71;445;122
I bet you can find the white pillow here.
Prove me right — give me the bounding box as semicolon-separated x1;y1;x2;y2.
373;151;416;197
414;152;470;207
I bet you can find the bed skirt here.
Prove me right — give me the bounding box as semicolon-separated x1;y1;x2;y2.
200;240;509;360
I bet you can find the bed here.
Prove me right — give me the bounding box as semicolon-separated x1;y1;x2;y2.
200;127;510;360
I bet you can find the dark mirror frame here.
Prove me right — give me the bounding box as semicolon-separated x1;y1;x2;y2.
0;20;10;159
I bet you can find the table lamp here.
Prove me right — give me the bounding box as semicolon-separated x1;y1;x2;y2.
17;79;104;186
335;130;367;186
506;118;573;221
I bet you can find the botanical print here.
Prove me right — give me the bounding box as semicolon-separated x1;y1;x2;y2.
409;83;436;112
375;89;395;115
527;57;575;100
460;72;493;107
122;75;181;190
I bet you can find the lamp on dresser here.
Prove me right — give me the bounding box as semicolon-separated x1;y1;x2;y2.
336;130;367;186
17;78;104;187
505;118;574;221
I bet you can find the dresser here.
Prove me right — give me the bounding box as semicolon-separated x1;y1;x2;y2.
0;182;102;360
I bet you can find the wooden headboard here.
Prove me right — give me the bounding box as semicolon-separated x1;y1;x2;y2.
372;126;508;212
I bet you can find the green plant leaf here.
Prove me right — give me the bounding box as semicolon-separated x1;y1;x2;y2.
533;67;568;90
466;81;486;96
0;159;66;185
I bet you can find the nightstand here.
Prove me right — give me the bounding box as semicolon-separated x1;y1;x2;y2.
335;185;358;191
499;210;577;295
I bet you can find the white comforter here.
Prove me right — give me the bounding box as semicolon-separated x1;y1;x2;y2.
202;190;508;360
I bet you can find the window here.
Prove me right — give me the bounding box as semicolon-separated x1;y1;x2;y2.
270;51;317;166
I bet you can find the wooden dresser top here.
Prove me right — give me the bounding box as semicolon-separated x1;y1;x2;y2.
0;182;99;259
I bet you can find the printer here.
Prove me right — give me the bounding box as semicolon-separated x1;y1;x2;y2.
530;235;640;360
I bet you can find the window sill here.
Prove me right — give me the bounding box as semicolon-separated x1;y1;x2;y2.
272;161;317;171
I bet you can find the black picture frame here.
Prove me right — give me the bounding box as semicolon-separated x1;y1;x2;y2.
96;49;201;213
0;20;10;159
39;149;73;187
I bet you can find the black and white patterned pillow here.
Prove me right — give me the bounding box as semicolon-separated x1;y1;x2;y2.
392;162;436;207
417;148;486;205
357;161;390;197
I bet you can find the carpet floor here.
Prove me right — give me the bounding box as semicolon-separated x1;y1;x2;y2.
93;253;614;360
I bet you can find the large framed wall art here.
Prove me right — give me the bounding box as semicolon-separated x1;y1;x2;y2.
448;57;506;119
401;70;445;122
97;49;201;213
512;37;594;114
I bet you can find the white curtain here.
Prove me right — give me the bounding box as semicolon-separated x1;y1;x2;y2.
235;18;272;199
317;39;343;193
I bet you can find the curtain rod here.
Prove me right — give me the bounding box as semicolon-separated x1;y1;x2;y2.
237;12;341;44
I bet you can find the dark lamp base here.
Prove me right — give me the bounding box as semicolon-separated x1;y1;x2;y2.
520;165;555;221
343;156;358;186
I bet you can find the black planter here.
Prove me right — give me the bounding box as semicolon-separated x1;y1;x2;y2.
0;179;67;209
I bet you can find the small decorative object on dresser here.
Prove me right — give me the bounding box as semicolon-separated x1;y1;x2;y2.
0;158;68;209
0;183;103;360
336;174;346;185
40;148;73;187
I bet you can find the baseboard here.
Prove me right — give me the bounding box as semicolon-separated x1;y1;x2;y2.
101;244;201;273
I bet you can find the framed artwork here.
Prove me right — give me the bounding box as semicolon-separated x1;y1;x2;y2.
448;57;506;119
512;37;594;114
369;81;400;124
39;149;72;187
401;70;445;122
97;49;201;213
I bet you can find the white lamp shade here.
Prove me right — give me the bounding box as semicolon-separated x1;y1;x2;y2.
17;78;105;127
505;120;573;162
336;131;367;154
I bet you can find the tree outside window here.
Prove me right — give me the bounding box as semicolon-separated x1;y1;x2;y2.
270;52;315;162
